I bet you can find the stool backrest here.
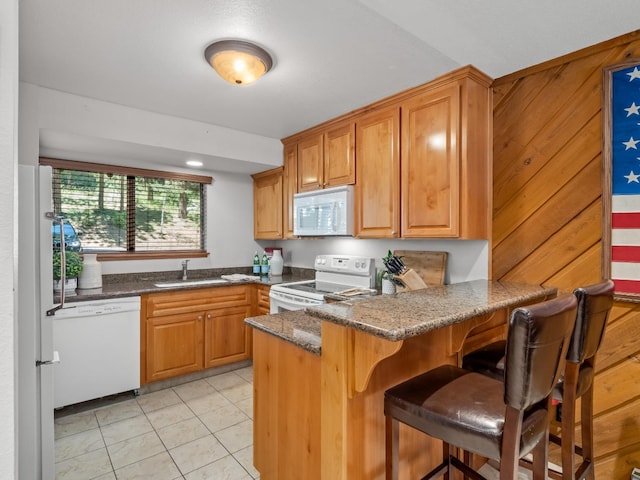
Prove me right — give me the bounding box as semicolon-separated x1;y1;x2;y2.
504;294;577;410
568;279;615;364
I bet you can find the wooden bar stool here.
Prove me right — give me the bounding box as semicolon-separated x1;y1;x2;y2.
462;280;614;480
384;294;577;480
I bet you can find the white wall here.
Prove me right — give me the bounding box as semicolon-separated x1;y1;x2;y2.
275;238;488;283
18;83;277;275
0;1;18;478
23;84;283;170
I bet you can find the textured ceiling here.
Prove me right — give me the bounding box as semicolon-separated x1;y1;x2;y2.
19;0;639;173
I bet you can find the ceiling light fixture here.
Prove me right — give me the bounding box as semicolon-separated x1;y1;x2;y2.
186;160;203;167
204;40;273;86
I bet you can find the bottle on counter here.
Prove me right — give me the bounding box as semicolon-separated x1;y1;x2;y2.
270;249;284;276
261;252;269;277
253;251;261;275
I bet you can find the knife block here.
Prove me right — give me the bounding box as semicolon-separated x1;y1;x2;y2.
395;269;428;291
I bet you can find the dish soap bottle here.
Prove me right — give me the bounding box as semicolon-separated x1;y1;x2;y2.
261;252;269;277
253;251;260;275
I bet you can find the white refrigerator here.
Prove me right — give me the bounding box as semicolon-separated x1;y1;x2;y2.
18;164;56;480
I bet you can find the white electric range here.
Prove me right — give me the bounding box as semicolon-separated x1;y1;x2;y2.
269;254;376;313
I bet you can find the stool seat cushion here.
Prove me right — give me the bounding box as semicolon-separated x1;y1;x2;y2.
384;364;548;461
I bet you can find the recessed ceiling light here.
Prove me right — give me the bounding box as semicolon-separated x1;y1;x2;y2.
186;160;203;167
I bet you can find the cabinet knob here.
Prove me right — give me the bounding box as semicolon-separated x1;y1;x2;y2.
198;315;203;321
317;183;321;187
207;314;212;319
391;230;397;236
323;182;328;186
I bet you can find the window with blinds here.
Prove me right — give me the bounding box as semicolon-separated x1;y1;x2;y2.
42;158;212;257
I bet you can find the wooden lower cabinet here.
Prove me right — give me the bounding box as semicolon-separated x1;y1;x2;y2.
142;285;255;384
255;285;270;315
204;305;253;369
146;311;204;383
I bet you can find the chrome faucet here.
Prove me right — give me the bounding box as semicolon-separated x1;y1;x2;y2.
181;260;190;280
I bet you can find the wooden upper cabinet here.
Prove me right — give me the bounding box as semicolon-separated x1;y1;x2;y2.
401;72;491;239
297;134;324;192
283;142;298;239
324;123;355;188
277;66;491;239
401;82;460;237
355;107;400;238
297;122;355;192
252;167;283;239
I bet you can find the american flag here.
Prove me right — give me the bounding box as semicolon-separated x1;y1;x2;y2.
611;64;640;295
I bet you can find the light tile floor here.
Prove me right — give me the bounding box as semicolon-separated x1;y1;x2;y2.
54;366;259;480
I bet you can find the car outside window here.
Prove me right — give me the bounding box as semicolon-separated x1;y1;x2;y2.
52;221;82;252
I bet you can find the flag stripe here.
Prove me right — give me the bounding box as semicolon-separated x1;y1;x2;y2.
611;245;640;262
612;229;640;246
612;194;640;212
611;261;640;281
612;279;640;295
612;212;640;228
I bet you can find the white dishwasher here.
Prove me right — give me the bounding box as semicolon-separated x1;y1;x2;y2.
53;296;140;408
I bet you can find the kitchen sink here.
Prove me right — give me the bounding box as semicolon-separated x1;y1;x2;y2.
154;279;229;288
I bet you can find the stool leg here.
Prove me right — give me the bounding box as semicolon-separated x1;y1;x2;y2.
500;406;523;480
580;381;595;480
385;415;399;480
561;363;579;480
464;449;474;480
531;428;549;480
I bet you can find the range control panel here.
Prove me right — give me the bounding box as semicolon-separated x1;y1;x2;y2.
314;254;375;276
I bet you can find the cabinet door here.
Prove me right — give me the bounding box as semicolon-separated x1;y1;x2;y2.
283;142;298;238
146;312;204;382
256;285;271;315
297;134;324;192
324;122;355;188
204;305;253;368
355;107;400;238
401;82;460;237
252;167;283;239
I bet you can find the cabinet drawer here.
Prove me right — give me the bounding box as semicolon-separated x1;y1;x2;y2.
146;285;251;317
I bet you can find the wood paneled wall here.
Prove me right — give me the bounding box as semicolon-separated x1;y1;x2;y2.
492;30;640;477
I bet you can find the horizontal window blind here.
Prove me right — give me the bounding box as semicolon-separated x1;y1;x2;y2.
46;159;208;256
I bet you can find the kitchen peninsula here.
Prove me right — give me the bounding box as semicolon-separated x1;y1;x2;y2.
246;280;557;480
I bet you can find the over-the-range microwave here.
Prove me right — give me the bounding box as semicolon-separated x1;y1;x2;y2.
293;185;354;236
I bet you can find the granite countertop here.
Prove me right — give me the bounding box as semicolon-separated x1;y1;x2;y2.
245;280;558;353
246;310;322;355
63;267;313;302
